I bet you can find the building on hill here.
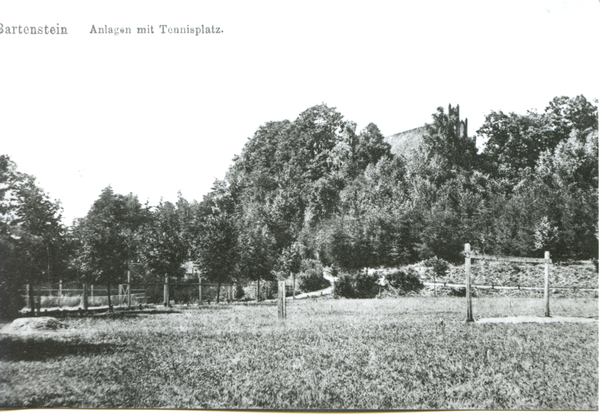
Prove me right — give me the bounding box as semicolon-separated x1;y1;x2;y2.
385;104;470;158
385;126;428;157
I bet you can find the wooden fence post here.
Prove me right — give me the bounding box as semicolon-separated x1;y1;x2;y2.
58;279;63;309
127;270;132;308
164;275;170;307
82;283;89;311
544;251;550;317
465;243;473;322
278;280;286;319
198;276;203;305
292;272;295;300
36;286;41;315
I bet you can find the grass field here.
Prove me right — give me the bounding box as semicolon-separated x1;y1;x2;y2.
0;296;597;410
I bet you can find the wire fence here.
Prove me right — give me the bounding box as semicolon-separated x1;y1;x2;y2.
423;281;598;292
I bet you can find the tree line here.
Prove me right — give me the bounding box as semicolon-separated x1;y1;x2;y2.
1;95;597;318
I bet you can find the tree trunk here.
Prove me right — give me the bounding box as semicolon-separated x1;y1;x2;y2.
257;279;261;302
28;283;35;317
216;282;221;304
107;282;112;311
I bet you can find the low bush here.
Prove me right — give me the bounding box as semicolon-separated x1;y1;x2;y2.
386;268;424;293
334;271;378;299
235;284;245;300
298;259;330;293
354;272;379;298
423;257;450;277
448;287;474;297
333;273;355;298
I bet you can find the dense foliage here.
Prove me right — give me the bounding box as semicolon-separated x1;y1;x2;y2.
296;259;330;293
0;156;67;319
423;257;450;278
71;187;147;309
385;268;424;294
334;271;380;299
1;95;597;314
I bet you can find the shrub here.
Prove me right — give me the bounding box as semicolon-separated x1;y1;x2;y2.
333;271;378;299
448;287;477;297
386;268;424;293
298;259;330;293
333;272;356;298
354;272;379;298
235;284;245;300
423;257;450;277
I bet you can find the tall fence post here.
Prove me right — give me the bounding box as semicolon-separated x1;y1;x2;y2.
544;251;550;317
58;279;62;309
127;270;132;308
292;272;295;300
82;283;89;311
164;275;170;307
278;280;286;319
465;243;473;323
36;287;41;315
198;276;203;305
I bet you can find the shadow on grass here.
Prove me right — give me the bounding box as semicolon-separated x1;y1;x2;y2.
0;336;121;362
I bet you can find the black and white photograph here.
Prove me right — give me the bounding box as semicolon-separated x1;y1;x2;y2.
0;0;598;411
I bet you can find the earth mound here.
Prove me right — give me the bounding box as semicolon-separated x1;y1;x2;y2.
0;317;69;334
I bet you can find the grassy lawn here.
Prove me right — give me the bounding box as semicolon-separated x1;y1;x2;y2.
0;296;597;410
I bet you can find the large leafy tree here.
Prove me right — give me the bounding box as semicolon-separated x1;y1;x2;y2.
192;180;238;303
544;95;598;144
0;156;67;318
473;96;598;259
227;104;393;277
73;187;146;309
139;198;189;287
532;128;599;259
477;110;553;178
477;95;598;180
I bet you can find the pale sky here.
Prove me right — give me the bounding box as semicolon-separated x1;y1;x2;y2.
1;0;598;225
